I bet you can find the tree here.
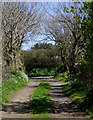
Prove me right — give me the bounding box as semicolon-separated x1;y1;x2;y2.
81;2;93;87
2;2;42;78
31;43;53;50
43;2;84;80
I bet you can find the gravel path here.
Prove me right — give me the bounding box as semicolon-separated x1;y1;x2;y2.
2;77;90;119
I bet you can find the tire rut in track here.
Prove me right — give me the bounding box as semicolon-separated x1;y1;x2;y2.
46;78;90;118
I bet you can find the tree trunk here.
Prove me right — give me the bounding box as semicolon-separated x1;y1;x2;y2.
60;48;67;69
69;34;81;80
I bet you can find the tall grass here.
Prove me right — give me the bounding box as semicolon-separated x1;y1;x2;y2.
2;69;29;103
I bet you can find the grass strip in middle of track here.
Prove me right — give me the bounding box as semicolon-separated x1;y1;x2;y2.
30;82;51;118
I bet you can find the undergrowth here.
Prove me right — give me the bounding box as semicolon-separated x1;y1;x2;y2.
2;69;29;103
29;68;55;77
30;82;51;118
56;72;70;82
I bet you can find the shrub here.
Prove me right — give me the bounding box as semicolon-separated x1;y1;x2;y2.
56;72;70;82
56;64;67;73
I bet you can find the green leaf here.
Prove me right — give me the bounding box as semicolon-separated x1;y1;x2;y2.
71;6;74;9
66;10;69;13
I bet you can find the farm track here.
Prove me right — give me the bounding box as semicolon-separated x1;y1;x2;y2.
2;77;90;119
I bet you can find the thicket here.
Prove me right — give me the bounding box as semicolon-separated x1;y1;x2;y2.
81;2;93;93
22;43;62;74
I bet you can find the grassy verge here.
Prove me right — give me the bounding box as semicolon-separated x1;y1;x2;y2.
41;79;46;82
30;82;51;118
2;69;29;103
56;72;93;117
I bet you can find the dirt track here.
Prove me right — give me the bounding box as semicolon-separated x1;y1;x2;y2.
2;77;90;119
2;79;41;118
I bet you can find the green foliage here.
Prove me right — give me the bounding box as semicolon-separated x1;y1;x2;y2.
63;81;93;116
31;43;53;50
30;82;51;115
22;44;61;73
41;79;46;82
29;68;55;77
63;2;93;98
30;113;50;118
78;2;93;89
2;69;29;103
86;104;93;117
56;64;67;73
56;72;70;82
